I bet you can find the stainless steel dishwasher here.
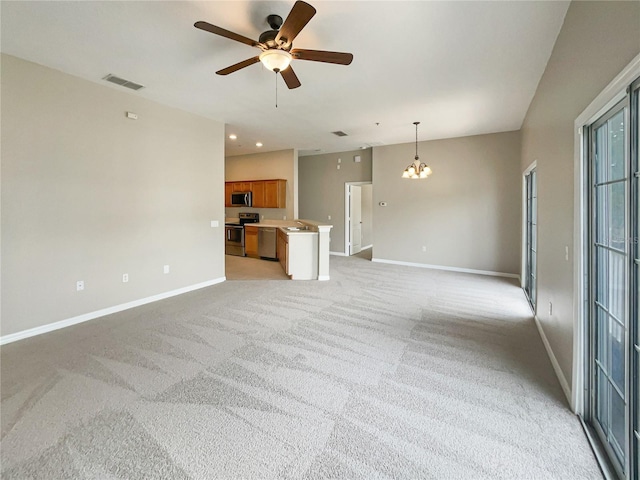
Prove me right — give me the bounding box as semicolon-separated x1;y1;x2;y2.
258;227;277;260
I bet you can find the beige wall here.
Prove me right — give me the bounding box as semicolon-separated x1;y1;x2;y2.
298;149;372;253
372;131;521;274
225;150;297;221
520;1;640;386
1;54;226;337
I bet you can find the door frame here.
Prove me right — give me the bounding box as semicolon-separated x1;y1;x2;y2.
573;53;640;416
344;181;372;256
572;54;640;480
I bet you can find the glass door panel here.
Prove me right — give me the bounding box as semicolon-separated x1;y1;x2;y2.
590;100;630;477
631;79;639;480
524;169;537;310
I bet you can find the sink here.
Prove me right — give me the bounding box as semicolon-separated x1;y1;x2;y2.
285;226;310;231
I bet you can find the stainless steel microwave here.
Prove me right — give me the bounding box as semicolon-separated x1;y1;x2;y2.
230;191;252;207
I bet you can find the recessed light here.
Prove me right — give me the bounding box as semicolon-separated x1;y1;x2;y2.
229;134;237;140
256;142;263;147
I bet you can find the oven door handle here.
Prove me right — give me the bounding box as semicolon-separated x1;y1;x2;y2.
227;229;230;241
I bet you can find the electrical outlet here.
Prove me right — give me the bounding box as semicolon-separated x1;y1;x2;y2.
210;220;219;228
565;246;569;261
122;273;129;283
337;165;341;170
422;246;426;252
164;265;170;274
328;215;331;220
76;280;84;291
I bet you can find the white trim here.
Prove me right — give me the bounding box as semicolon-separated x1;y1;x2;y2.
317;275;330;281
330;251;347;256
361;244;373;250
534;315;572;406
0;277;226;345
371;258;519;279
521;160;537;289
571;52;640;414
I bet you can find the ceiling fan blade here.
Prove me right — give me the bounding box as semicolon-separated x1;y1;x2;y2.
275;1;316;47
291;48;353;65
216;56;261;75
194;21;262;49
281;66;301;89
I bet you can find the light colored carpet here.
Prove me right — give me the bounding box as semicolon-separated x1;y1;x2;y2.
0;255;601;479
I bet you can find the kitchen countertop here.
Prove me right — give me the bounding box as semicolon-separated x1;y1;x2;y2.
225;218;332;234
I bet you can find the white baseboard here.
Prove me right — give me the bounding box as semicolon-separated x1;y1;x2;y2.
371;258;519;279
329;251;347;256
361;245;373;250
0;277;226;345
534;315;572;405
317;275;330;281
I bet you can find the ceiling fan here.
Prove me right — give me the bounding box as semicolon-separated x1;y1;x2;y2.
194;0;353;89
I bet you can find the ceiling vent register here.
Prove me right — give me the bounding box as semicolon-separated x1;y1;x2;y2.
102;74;145;91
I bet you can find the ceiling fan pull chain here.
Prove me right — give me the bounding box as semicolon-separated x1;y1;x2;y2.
275;69;279;108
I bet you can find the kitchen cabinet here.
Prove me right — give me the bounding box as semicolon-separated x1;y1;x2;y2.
224;179;286;208
233;182;251;192
277;228;288;273
251;181;265;208
264;180;286;208
224;183;234;207
245;225;259;257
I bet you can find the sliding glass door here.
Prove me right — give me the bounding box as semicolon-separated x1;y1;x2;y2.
631;78;639;480
524;168;537;311
586;78;639;479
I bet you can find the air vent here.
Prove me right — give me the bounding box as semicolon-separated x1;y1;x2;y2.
102;74;145;91
332;131;348;137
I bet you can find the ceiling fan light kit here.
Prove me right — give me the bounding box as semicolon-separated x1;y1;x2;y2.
259;50;292;72
402;122;433;179
194;0;353;90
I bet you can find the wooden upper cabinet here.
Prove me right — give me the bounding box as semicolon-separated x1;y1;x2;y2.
224;182;234;207
233;182;251;192
224;179;286;208
251;181;265;208
264;180;286;208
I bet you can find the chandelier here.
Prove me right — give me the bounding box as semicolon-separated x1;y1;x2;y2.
402;121;432;179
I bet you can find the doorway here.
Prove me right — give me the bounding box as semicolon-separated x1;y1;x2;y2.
344;182;373;256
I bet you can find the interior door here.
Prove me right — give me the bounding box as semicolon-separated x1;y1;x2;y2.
349;185;362;255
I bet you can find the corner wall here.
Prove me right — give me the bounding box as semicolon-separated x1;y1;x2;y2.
298;149;372;254
1;54;226;338
372;131;521;275
520;1;640;387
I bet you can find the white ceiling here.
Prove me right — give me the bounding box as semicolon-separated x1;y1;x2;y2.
1;1;569;157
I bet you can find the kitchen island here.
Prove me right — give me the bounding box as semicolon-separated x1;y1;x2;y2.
225;218;332;281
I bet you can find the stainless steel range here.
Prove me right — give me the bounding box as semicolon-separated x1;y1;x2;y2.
225;212;259;256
